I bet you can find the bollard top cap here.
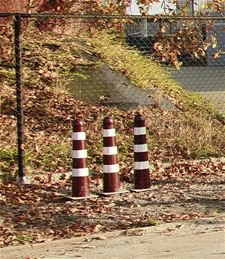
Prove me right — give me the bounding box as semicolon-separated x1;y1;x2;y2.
134;113;145;127
72;119;84;132
103;116;114;129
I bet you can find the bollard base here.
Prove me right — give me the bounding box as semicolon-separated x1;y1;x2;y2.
17;176;30;185
100;189;128;196
63;194;98;200
130;188;152;193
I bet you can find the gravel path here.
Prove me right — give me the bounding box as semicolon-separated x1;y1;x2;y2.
68;64;178;111
69;62;225;114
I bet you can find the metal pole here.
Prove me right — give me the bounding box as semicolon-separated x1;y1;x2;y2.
191;0;195;17
14;14;26;184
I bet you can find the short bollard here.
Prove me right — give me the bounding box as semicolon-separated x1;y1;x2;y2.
72;119;89;197
133;113;151;190
102;116;120;193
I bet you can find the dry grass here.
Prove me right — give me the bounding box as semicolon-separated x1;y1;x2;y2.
0;28;225;179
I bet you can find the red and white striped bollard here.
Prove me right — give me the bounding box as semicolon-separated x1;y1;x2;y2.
72;119;89;197
133;113;151;190
102;116;120;193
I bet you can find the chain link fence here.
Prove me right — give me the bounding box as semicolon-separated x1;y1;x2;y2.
1;13;225;179
125;17;225;114
1;14;225;113
34;15;225;114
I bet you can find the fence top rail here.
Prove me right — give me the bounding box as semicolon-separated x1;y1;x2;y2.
0;13;225;21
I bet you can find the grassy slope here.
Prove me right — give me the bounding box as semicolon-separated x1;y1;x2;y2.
91;33;222;115
0;29;225;179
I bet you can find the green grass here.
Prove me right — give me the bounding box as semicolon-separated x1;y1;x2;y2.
15;235;33;243
90;32;221;117
0;147;17;180
141;218;161;227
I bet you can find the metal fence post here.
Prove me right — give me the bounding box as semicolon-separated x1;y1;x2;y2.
14;14;26;184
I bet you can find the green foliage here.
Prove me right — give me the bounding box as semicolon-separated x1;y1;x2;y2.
0;147;17;179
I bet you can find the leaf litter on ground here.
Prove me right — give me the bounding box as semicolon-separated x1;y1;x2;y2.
1;28;225;248
0;159;224;247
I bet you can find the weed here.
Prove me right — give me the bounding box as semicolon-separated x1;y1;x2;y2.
15;235;33;243
142;218;161;227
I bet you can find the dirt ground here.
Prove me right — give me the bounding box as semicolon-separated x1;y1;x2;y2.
0;159;225;256
1;218;225;259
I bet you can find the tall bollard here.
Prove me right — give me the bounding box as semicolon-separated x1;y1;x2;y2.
133;113;151;190
72;119;89;197
103;116;120;193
